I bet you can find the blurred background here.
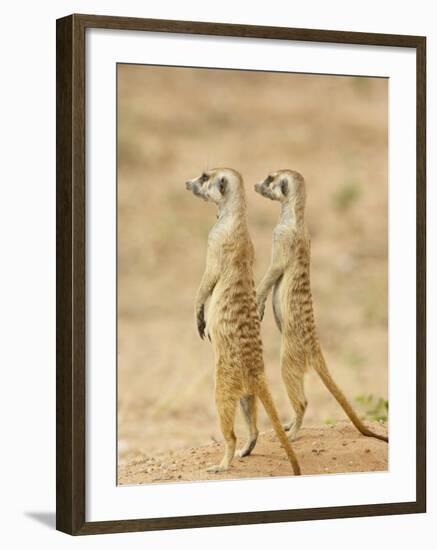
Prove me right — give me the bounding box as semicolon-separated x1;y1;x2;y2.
117;64;388;473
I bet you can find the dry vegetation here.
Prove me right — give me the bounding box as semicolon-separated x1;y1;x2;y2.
117;65;388;483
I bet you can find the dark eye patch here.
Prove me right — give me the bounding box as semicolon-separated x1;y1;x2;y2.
265;175;274;185
201;173;209;183
217;176;227;195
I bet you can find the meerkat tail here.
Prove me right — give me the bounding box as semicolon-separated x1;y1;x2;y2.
256;381;301;475
311;352;388;443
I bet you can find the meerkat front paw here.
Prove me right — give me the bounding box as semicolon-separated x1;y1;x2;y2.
257;301;265;321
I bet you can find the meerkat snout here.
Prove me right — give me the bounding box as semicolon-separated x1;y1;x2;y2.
254;175;278;201
185;176;207;200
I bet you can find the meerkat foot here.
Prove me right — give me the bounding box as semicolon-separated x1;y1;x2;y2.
207;464;229;473
236;435;258;458
236;447;250;459
288;423;305;441
285;419;302;441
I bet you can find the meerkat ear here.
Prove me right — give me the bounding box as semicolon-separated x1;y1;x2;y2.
218;176;227;195
280;179;289;195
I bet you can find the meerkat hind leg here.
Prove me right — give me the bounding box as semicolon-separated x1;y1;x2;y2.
282;354;307;440
207;391;237;473
237;395;259;457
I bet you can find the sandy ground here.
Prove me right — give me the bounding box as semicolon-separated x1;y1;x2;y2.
117;66;388;484
118;421;388;484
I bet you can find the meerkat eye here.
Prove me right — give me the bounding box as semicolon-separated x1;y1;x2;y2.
265;175;274;185
280;179;289;195
200;173;209;183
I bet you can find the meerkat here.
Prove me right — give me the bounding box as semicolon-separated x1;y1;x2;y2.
254;169;388;443
185;168;301;474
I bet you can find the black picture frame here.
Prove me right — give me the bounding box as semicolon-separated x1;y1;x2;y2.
56;13;426;535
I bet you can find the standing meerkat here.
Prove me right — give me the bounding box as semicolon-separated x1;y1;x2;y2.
185;168;301;474
254;169;388;443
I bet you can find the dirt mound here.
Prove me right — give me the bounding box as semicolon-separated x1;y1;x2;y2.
118;421;388;485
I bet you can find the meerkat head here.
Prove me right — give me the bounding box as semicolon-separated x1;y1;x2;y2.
254;169;306;204
185;168;244;206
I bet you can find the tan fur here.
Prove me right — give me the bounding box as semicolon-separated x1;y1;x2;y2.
186;168;301;474
255;169;388;443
